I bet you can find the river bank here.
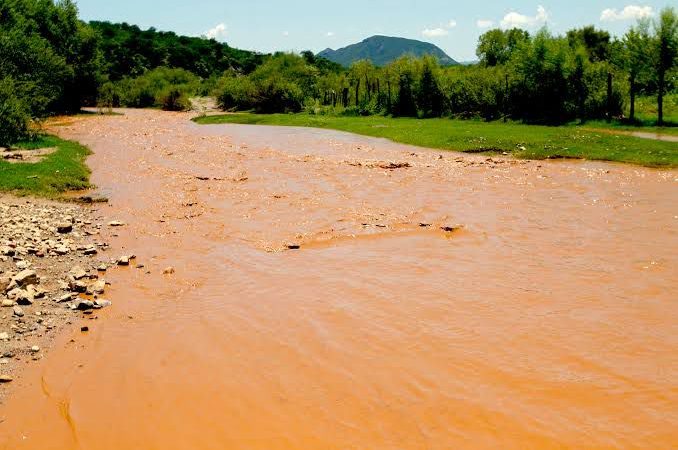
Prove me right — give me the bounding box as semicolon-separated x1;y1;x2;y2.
0;194;128;397
0;108;676;449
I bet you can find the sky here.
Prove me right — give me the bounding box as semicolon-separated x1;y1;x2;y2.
74;1;672;61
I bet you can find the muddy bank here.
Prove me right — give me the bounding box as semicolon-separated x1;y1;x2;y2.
0;109;676;449
0;195;130;398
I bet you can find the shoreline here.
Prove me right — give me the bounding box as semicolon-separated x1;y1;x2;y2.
0;194;129;400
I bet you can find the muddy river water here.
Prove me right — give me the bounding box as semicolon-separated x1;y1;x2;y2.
1;109;677;449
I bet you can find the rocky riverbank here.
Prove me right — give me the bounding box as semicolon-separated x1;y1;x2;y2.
0;195;129;397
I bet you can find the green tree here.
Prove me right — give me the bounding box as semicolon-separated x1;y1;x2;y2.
416;57;445;117
616;20;652;121
567;26;611;62
477;28;529;66
0;77;31;147
653;7;678;125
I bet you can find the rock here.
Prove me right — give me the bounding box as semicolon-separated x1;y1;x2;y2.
83;247;98;255
81;326;89;332
0;375;13;383
108;220;125;227
1;300;14;307
0;276;11;292
55;293;74;303
97;264;108;272
54;246;69;255
30;345;40;353
441;226;458;233
87;279;106;295
57;222;73;233
69;266;88;280
0;246;15;257
162;266;175;275
94;299;111;309
0;332;9;340
286;244;301;250
76;300;94;311
26;284;45;299
14;290;34;306
15;260;30;270
117;256;130;266
75;194;108;203
68;279;87;293
12;305;24;317
13;269;38;287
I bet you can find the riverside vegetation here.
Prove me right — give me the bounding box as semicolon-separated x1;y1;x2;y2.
0;0;676;171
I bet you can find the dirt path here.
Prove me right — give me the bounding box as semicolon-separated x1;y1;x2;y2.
0;109;676;449
584;126;678;142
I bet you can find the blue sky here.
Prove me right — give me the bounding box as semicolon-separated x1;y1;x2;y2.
75;1;671;61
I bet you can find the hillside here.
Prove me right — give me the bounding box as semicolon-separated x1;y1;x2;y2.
90;21;264;80
318;35;458;67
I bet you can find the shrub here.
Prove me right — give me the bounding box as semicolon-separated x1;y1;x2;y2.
158;87;191;111
114;67;200;109
216;75;256;111
0;78;31;147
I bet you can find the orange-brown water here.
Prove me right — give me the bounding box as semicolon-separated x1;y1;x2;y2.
1;109;677;449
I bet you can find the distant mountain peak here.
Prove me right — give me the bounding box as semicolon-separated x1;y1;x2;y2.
318;35;457;67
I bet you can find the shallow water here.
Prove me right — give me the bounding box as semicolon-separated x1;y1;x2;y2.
1;109;677;449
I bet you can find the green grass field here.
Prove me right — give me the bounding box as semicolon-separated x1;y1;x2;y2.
0;135;91;197
195;114;678;168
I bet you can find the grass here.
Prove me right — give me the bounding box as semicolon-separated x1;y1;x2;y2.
195;114;678;168
0;135;91;197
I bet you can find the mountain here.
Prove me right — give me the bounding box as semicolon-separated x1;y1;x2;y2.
318;35;458;67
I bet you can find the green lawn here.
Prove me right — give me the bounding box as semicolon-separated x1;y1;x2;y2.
0;135;91;197
194;114;678;168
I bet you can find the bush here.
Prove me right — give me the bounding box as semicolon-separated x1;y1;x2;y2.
158;87;191;111
0;78;31;147
113;67;200;109
216;75;256;111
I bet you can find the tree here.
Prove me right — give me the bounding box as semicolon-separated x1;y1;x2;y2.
616;20;652;121
394;71;417;117
653;7;678;125
567;26;611;62
477;28;529;66
416;57;444;117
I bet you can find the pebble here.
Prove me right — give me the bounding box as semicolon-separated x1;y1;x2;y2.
162;266;175;275
56;222;73;233
12;305;24;317
0;375;13;383
69;266;88;280
30;345;40;353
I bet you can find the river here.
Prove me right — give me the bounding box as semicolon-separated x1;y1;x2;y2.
1;109;676;449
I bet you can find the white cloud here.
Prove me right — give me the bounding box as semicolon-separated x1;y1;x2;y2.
326;31;335;37
422;19;457;38
282;31;289;36
600;5;654;22
205;23;227;40
477;19;495;29
422;27;449;37
500;5;549;29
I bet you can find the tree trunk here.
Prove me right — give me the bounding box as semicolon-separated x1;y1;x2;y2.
629;76;636;122
606;72;612;123
387;81;392;112
365;76;370;101
504;73;509;123
355;79;360;106
658;69;665;126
